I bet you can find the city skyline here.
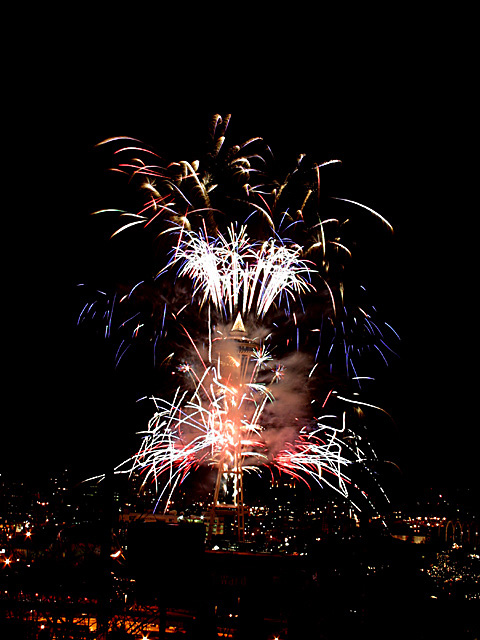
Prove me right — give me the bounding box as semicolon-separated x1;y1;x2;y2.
3;45;478;638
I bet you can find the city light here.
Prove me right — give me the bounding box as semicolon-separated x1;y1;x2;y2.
3;111;476;640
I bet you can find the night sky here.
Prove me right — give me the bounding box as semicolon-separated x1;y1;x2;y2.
4;49;476;501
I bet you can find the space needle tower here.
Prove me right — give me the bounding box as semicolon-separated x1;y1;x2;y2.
207;312;258;543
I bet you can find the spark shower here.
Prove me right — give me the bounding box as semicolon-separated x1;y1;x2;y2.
80;113;399;527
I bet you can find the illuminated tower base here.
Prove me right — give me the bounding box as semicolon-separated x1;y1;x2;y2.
208;461;245;542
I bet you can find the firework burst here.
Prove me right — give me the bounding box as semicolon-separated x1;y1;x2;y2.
82;114;398;517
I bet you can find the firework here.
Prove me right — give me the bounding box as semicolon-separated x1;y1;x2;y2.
107;324;354;508
83;114;398;523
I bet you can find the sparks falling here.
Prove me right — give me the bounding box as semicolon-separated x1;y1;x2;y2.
82;114;398;520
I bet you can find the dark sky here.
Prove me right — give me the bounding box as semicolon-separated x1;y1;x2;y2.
3;51;476;499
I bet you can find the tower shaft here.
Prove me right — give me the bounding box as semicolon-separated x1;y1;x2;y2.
206;313;255;544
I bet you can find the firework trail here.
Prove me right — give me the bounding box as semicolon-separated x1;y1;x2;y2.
81;114;398;512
